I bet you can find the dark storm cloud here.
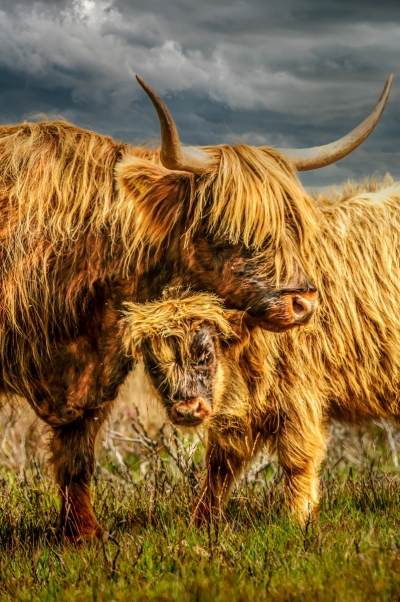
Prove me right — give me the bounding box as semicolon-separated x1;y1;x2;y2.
0;0;399;186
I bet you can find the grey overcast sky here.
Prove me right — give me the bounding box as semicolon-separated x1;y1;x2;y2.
0;0;399;187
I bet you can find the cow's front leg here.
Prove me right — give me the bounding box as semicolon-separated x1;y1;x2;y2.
49;404;113;543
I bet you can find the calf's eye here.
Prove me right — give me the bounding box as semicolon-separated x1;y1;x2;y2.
198;350;213;366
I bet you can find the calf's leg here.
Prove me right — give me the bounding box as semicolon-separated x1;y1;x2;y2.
275;414;327;524
193;429;264;525
49;404;113;542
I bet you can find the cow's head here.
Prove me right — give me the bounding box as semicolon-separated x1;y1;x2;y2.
122;290;234;427
117;75;392;332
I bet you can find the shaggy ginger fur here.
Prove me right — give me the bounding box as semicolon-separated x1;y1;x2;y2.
123;289;233;349
122;289;263;436
122;290;237;426
116;144;317;282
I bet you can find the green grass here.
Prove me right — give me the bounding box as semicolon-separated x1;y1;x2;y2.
1;423;400;601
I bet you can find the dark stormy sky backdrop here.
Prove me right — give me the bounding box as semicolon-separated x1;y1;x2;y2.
0;0;399;187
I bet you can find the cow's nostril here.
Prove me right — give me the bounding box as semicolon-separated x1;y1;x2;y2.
293;297;307;316
177;400;202;415
192;400;201;416
176;404;189;417
292;294;317;323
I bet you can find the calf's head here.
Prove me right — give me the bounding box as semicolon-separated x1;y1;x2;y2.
123;291;234;427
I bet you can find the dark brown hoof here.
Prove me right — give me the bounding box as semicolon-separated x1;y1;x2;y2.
192;497;211;527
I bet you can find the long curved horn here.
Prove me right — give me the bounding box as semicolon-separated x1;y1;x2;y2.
136;75;212;175
277;75;393;171
138;74;393;174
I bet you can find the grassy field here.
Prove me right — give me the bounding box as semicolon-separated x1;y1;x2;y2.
1;398;400;601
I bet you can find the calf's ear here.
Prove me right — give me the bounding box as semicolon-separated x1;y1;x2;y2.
120;301;148;359
116;155;194;248
224;310;251;339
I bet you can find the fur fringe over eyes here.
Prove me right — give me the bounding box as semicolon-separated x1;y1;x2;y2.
122;289;234;355
116;144;317;254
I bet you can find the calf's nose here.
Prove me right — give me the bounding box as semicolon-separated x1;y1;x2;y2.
175;399;201;417
170;397;212;426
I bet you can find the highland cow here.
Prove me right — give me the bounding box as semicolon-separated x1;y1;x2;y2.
125;176;400;526
0;75;391;541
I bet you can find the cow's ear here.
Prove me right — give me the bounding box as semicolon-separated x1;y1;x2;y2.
116;155;194;247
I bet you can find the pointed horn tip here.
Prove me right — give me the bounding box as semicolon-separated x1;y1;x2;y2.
277;74;394;171
381;74;394;98
136;75;163;107
136;74;147;89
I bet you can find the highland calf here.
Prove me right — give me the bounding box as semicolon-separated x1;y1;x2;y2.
0;76;391;540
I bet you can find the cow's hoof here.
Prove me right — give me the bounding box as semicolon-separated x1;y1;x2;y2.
60;521;103;545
